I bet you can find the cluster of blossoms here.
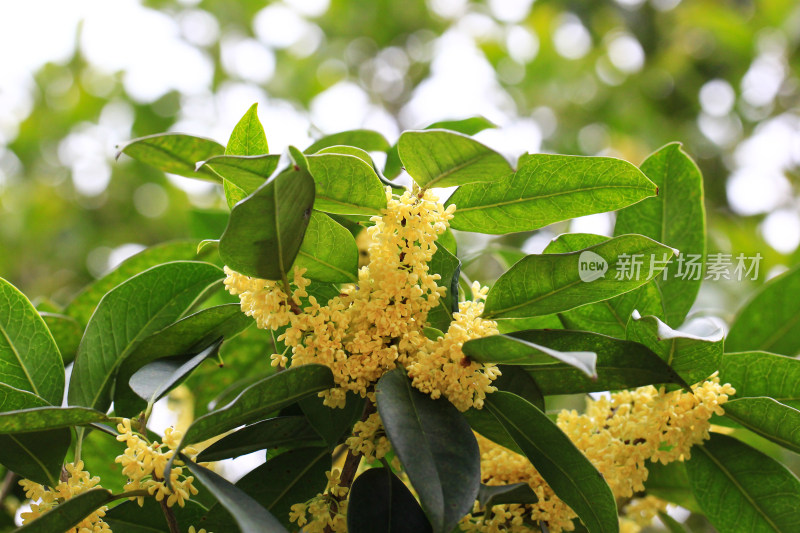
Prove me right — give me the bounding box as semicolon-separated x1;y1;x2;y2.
462;374;735;532
289;468;350;532
19;461;110;532
114;418;202;508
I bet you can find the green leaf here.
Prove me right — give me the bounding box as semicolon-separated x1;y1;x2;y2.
514;330;689;394
201;447;330;531
463;408;522;455
293;211;359;282
627;312;722;384
477;482;538;508
722;397;800;454
348;467;433;533
0;383;46;411
438;228;457;255
398;129;512;189
719;351;800;409
104;497;207;533
0;430;70;486
306;153;387;215
491;365;544;410
197;416;323;461
462;334;597;378
658;511;690;533
644;461;701;512
495;315;562;334
227;103;269;156
484;392;618;533
0;406;107;433
68;261;223;412
426;116;496;135
726;264;800;355
181;364;334;445
0;278;63;405
13;489;120;533
114;303;251;417
40;312;82;365
614;143;706;327
64;240;208;327
200;154;281;200
129;339;222;405
116;133;225;181
544;233;665;338
219;165;315;280
482;234;675;319
305;129;390;154
446;154;657;234
376;369;480;533
180;454;288;533
687;433;800;533
300;392;365;449
426;245;461;331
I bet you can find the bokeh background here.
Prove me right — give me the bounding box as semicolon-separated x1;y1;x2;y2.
1;0;800;530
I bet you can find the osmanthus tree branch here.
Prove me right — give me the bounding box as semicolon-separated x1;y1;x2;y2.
160;497;181;533
0;471;17;512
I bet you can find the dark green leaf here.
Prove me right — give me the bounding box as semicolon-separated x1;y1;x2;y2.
197;416;323;461
477;482;538;508
68;261;223;412
227;103;269;156
0;429;70;486
0;406;107;433
726;264;800;355
104;497;207;533
719;351;800;409
0;278;63;405
644;461;701;513
658;511;690;533
398;129;512;189
463;334;597;377
13;489;119;533
482;235;675;319
426;245;461;331
495;315;563;334
484;392;618;533
40;312;82;365
306;152;387;215
492;365;544;411
305;129;390;154
375;369;480;533
348;467;432;533
687;433;800;533
722;397;800;454
293;211;359;282
614;143;706;327
219;165;315;280
446;154;656;234
116;133;224;181
180;454;288;533
627;312;722;384
463;407;522;455
426;116;496;135
300;392;365;449
514;330;689;394
64;240;208;327
0;383;46;411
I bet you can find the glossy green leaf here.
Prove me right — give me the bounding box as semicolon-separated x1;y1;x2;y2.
446;154;656;234
40;312;82;366
544;233;664;338
219;165;315;280
305;129;390;154
348;467;432;533
201;447;329;531
477;482;538;508
484;392;618;533
514;330;689;394
197;416;323;461
104;497;207;533
0;406;107;433
482;234;675;319
398;129;512;189
462;334;597;378
130;339;222;405
426;245;460;331
116;133;224;181
722;397;800;454
181;364;334;445
718;351;800;409
180;454;288;533
0;429;70;486
227;103;268;156
463;407;522;455
13;489;120;532
0;278;63;405
114;303;251;416
293;211;359;282
495;315;563;334
627;312;722;384
64;240;207;327
726;264;800;355
300;392;365;449
68;261;223;412
687;433;800;533
376;369;480;533
0;383;46;411
426;116;496;135
644;461;701;513
614;144;706;326
306;152;387;215
492;365;544;410
200;154;280;199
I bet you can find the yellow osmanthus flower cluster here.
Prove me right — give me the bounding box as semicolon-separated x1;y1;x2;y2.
223;187;500;411
114;419;202;508
19;461;110;532
288;469;349;532
346;411;391;462
463;375;735;532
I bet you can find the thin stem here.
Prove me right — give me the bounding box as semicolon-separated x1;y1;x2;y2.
0;471;17;511
160;497;181;533
74;429;83;464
